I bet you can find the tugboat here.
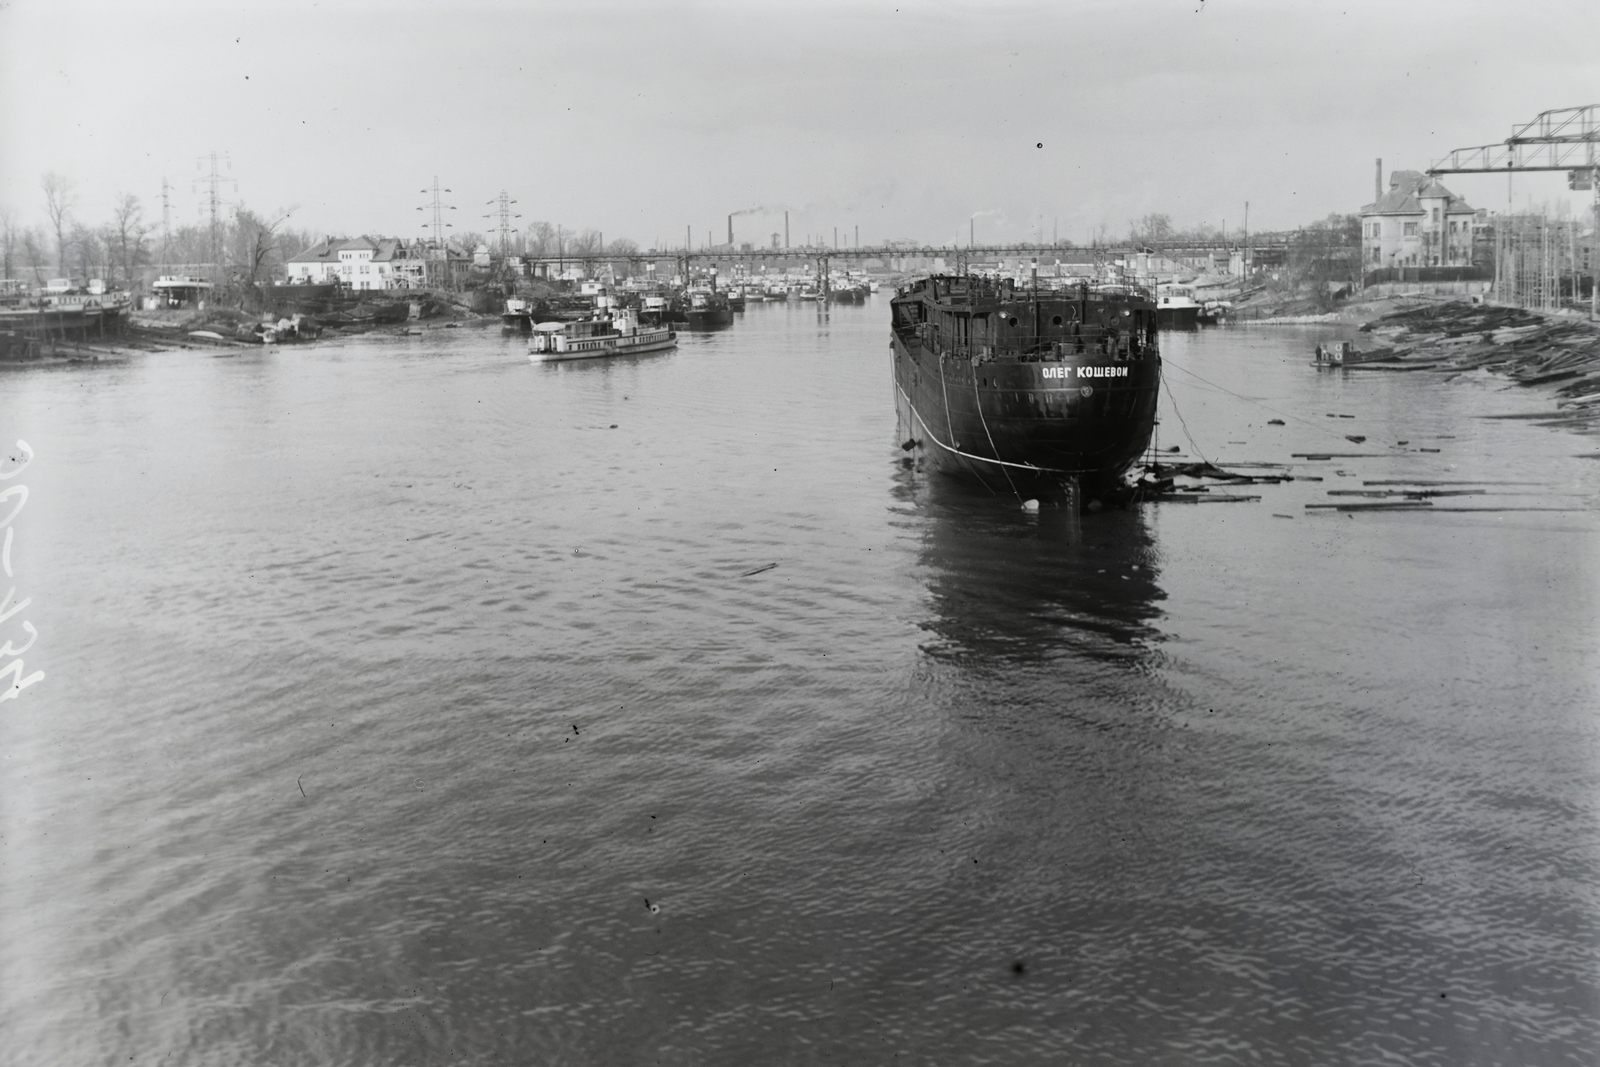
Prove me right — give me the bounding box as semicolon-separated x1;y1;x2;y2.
1154;283;1202;329
680;287;732;328
891;274;1162;502
638;293;673;325
501;297;536;331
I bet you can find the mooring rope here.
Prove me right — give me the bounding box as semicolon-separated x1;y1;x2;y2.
1162;357;1410;454
971;370;1022;501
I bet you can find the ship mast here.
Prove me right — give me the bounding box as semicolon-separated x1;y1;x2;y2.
1031;258;1041;352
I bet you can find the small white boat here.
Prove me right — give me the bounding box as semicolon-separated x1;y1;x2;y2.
529;310;677;362
1155;284;1202;328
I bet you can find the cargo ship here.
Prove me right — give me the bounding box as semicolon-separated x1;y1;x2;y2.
891;274;1161;501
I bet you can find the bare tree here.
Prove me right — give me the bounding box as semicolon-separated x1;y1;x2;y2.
0;208;18;280
524;221;555;258
231;206;295;287
41;172;75;275
1128;213;1174;247
109;194;150;289
165;223;211;268
22;228;48;283
68;222;106;285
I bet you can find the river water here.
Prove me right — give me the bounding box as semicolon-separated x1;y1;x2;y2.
3;299;1598;1065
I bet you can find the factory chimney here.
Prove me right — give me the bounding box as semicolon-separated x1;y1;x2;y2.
1375;158;1383;202
728;215;734;248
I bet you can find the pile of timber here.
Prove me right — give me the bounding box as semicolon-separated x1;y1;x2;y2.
1360;302;1600;432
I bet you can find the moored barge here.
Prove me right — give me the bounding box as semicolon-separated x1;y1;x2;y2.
891;274;1161;501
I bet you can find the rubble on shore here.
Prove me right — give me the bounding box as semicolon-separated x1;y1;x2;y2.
2;297;495;366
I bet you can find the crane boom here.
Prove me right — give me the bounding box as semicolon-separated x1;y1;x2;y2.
1429;104;1599;174
1428;139;1597;175
1508;104;1600;145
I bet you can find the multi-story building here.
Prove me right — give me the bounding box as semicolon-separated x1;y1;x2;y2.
285;236;435;290
1360;169;1478;269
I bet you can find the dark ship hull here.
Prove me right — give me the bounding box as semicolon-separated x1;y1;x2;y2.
1154;305;1200;329
891;275;1161;501
676;289;733;328
683;307;732;328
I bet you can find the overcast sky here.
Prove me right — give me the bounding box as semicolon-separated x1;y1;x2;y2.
2;0;1596;251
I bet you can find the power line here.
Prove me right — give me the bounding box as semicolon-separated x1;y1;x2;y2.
483;191;521;254
192;152;236;272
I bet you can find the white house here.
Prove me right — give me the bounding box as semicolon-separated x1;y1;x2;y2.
1360;170;1478;269
285;236;432;290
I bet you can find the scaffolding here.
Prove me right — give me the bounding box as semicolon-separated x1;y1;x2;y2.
1429;104;1599;316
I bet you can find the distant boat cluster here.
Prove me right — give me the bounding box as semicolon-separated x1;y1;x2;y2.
514;265;881;363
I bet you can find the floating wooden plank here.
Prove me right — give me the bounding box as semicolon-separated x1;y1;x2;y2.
1363;480;1550;486
1517;370;1584;386
1147;493;1261;504
1305;501;1433;511
1327;489;1487;497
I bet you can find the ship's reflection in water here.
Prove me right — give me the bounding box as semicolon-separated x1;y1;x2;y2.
899;469;1166;670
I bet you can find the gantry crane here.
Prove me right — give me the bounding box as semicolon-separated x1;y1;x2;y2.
1428;104;1599;180
1428;105;1599;314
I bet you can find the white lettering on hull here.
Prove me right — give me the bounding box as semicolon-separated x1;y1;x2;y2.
1040;365;1131;380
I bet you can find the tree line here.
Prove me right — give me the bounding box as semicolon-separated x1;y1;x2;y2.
1123;211;1360;249
3;170;1365;292
0;172;331;291
0;172;649;293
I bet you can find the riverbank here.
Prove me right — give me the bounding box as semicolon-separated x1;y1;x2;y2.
1;302;498;366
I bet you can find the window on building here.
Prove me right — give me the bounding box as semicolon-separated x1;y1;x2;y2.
1404;222;1418;237
1431;208;1440;222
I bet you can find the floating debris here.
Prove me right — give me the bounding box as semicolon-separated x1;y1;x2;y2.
1361;301;1600;432
1363;479;1550;487
1150;494;1261;504
1327;489;1487;498
1306;501;1433;512
1291;452;1383;459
